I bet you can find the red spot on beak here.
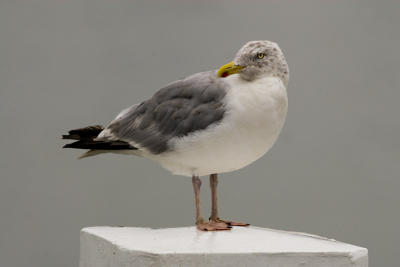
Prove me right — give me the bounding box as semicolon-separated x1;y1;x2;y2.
222;72;229;78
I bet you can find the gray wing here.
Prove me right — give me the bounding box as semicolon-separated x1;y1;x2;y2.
102;70;228;155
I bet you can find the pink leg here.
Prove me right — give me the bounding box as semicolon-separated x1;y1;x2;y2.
209;174;249;227
192;175;231;231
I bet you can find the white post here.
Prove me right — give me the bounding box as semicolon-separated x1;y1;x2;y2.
79;226;368;267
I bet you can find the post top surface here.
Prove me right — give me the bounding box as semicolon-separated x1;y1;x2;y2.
81;226;367;261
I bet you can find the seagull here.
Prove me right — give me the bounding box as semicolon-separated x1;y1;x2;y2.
62;40;289;231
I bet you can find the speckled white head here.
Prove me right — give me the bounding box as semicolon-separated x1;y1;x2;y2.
234;41;289;87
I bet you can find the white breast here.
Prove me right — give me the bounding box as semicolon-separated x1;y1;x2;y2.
146;75;288;177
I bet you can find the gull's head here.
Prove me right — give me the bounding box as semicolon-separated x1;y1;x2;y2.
217;41;289;87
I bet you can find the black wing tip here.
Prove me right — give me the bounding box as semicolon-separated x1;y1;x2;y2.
61;134;79;140
62;125;139;151
68;125;105;135
62;144;69;148
63;140;138;150
62;125;105;140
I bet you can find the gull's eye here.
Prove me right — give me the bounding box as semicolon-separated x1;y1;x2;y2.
257;53;265;59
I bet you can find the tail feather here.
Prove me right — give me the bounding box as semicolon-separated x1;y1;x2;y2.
62;125;137;159
78;149;108;159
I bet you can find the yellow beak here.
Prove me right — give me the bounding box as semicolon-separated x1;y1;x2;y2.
216;61;245;78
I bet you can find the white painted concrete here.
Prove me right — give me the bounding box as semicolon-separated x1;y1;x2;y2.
79;226;368;267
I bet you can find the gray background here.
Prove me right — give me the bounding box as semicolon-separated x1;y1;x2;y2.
0;1;398;266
